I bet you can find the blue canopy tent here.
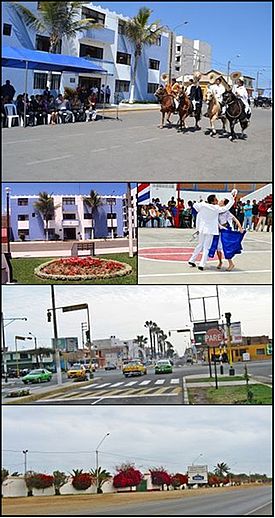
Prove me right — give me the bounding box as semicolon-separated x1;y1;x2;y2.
2;46;109;126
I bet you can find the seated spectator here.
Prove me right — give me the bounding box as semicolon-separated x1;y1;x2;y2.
71;94;85;122
85;93;97;122
55;94;73;123
138;206;150;227
35;94;48;125
148;204;160;228
48;95;59;124
15;94;25;120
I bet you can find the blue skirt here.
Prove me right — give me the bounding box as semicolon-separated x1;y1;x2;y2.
209;228;246;260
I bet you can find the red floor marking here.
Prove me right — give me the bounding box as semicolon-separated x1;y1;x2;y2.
139;247;217;262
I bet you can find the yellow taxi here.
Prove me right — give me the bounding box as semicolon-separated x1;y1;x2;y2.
67;363;88;381
122;360;147;378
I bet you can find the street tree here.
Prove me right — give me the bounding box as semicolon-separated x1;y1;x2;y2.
33;192;58;241
90;467;111;494
214;462;231;478
53;470;68;495
124;7;165;103
9;2;99;87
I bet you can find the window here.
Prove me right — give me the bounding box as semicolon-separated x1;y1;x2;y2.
148;83;159;94
176;56;180;62
18;215;29;221
82;7;105;26
33;72;61;90
62;197;76;205
79;43;103;60
175;66;180;72
84;213;93;219
36;34;61;53
256;348;265;355
115;80;130;92
17;198;28;206
3;23;12;36
107;213;117;219
176;45;181;52
20;353;30;359
118;20;126;34
116;51;131;65
155;35;161;46
106;198;116;205
63;213;76;220
149;59;160;70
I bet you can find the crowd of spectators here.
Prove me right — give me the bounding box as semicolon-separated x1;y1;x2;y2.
138;194;272;232
1;79;112;127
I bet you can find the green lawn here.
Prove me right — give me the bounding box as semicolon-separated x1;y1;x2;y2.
187;376;245;383
11;254;137;285
188;384;272;405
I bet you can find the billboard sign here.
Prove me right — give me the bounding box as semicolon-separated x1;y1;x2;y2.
187;465;208;485
52;337;78;352
224;322;242;344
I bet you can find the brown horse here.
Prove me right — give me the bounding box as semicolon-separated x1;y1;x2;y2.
154;86;176;128
205;90;227;137
178;91;193;131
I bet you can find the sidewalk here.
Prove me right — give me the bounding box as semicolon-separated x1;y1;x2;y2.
2;379;95;404
97;102;160;114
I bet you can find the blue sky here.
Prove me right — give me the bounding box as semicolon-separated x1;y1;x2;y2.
2;183;135;209
98;1;272;88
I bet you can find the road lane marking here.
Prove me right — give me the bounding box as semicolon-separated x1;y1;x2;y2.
170;378;180;384
136;137;159;144
93;383;112;388
4;138;42;145
139;380;152;385
26;155;73;165
90;148;108;153
244;500;273;515
108;382;125;387
124;381;139;386
155;379;165;385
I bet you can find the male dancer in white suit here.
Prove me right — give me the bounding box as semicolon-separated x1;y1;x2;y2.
188;189;237;270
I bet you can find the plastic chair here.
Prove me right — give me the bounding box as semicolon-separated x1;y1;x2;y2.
4;104;20;128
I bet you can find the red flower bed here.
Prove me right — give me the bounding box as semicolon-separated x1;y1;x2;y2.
72;473;92;490
171;473;188;487
34;256;132;280
113;467;143;488
26;473;54;490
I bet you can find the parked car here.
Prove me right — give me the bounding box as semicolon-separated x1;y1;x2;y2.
67;364;88;380
122;360;147;377
155;360;173;375
22;368;52;384
105;363;117;370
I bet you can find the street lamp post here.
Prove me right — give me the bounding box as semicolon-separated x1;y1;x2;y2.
29;332;39;367
227;55;240;83
95;433;110;493
5;187;11;255
256;69;265;96
2;316;28;382
127;183;134;258
23;450;28;475
168;22;188;83
14;336;32;377
192;453;203;465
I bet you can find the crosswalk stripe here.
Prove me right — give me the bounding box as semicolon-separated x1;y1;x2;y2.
78;383;99;390
124;381;139;387
155;379;165;385
109;382;125;387
170;378;180;384
94;383;112;388
139;380;152;386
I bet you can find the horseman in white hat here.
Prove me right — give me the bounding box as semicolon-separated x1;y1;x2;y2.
232;77;251;117
165;77;182;112
189;72;203;123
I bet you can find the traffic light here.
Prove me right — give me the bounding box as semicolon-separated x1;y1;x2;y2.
47;310;52;322
86;330;91;342
225;312;231;326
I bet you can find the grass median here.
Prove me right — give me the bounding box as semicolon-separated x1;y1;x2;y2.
188;384;272;405
11;253;137;284
4;380;94;405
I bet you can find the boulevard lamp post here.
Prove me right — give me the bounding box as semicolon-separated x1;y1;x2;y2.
23;450;28;475
192;453;203;465
2;314;28;382
5;187;11;255
227;54;240;83
28;332;39;367
14;335;32;377
95;433;110;493
167;22;189;83
256;69;265;96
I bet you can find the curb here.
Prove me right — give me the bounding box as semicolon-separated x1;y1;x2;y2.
182;378;189;405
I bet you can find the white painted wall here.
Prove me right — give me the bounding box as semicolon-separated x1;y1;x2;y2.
2;477;28;497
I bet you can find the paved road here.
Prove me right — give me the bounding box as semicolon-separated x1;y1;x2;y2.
138;228;272;285
82;486;273;516
2;108;272;182
7;360;269;405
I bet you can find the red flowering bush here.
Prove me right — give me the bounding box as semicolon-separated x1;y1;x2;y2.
171;473;188;488
25;473;54;490
72;472;92;491
113;464;143;489
150;468;172;489
35;257;132;280
208;475;221;486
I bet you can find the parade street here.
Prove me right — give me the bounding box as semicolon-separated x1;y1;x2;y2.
138;228;272;285
3;360;271;406
2;107;272;182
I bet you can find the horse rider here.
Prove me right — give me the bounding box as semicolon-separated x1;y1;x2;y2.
232;77;251;118
185;78;194;97
189;75;203;123
205;76;226;117
166;77;182;111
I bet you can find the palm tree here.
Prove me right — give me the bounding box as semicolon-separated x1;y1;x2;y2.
214;462;231;478
9;2;100;87
166;341;175;358
144;321;154;358
34;192;57;240
124;7;165;103
83;190;103;240
134;335;148;360
90;467;111;494
152;324;161;357
53;470;68;496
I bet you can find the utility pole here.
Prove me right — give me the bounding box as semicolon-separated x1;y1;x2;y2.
51;286;62;385
95;433;110;493
127;183;134;258
23;450;28;475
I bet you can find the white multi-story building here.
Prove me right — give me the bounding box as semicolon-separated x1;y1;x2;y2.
174;35;212;78
2;2;170;102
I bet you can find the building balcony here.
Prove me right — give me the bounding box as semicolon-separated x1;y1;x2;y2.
62;220;80;227
84;26;115;45
82;56;115;76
